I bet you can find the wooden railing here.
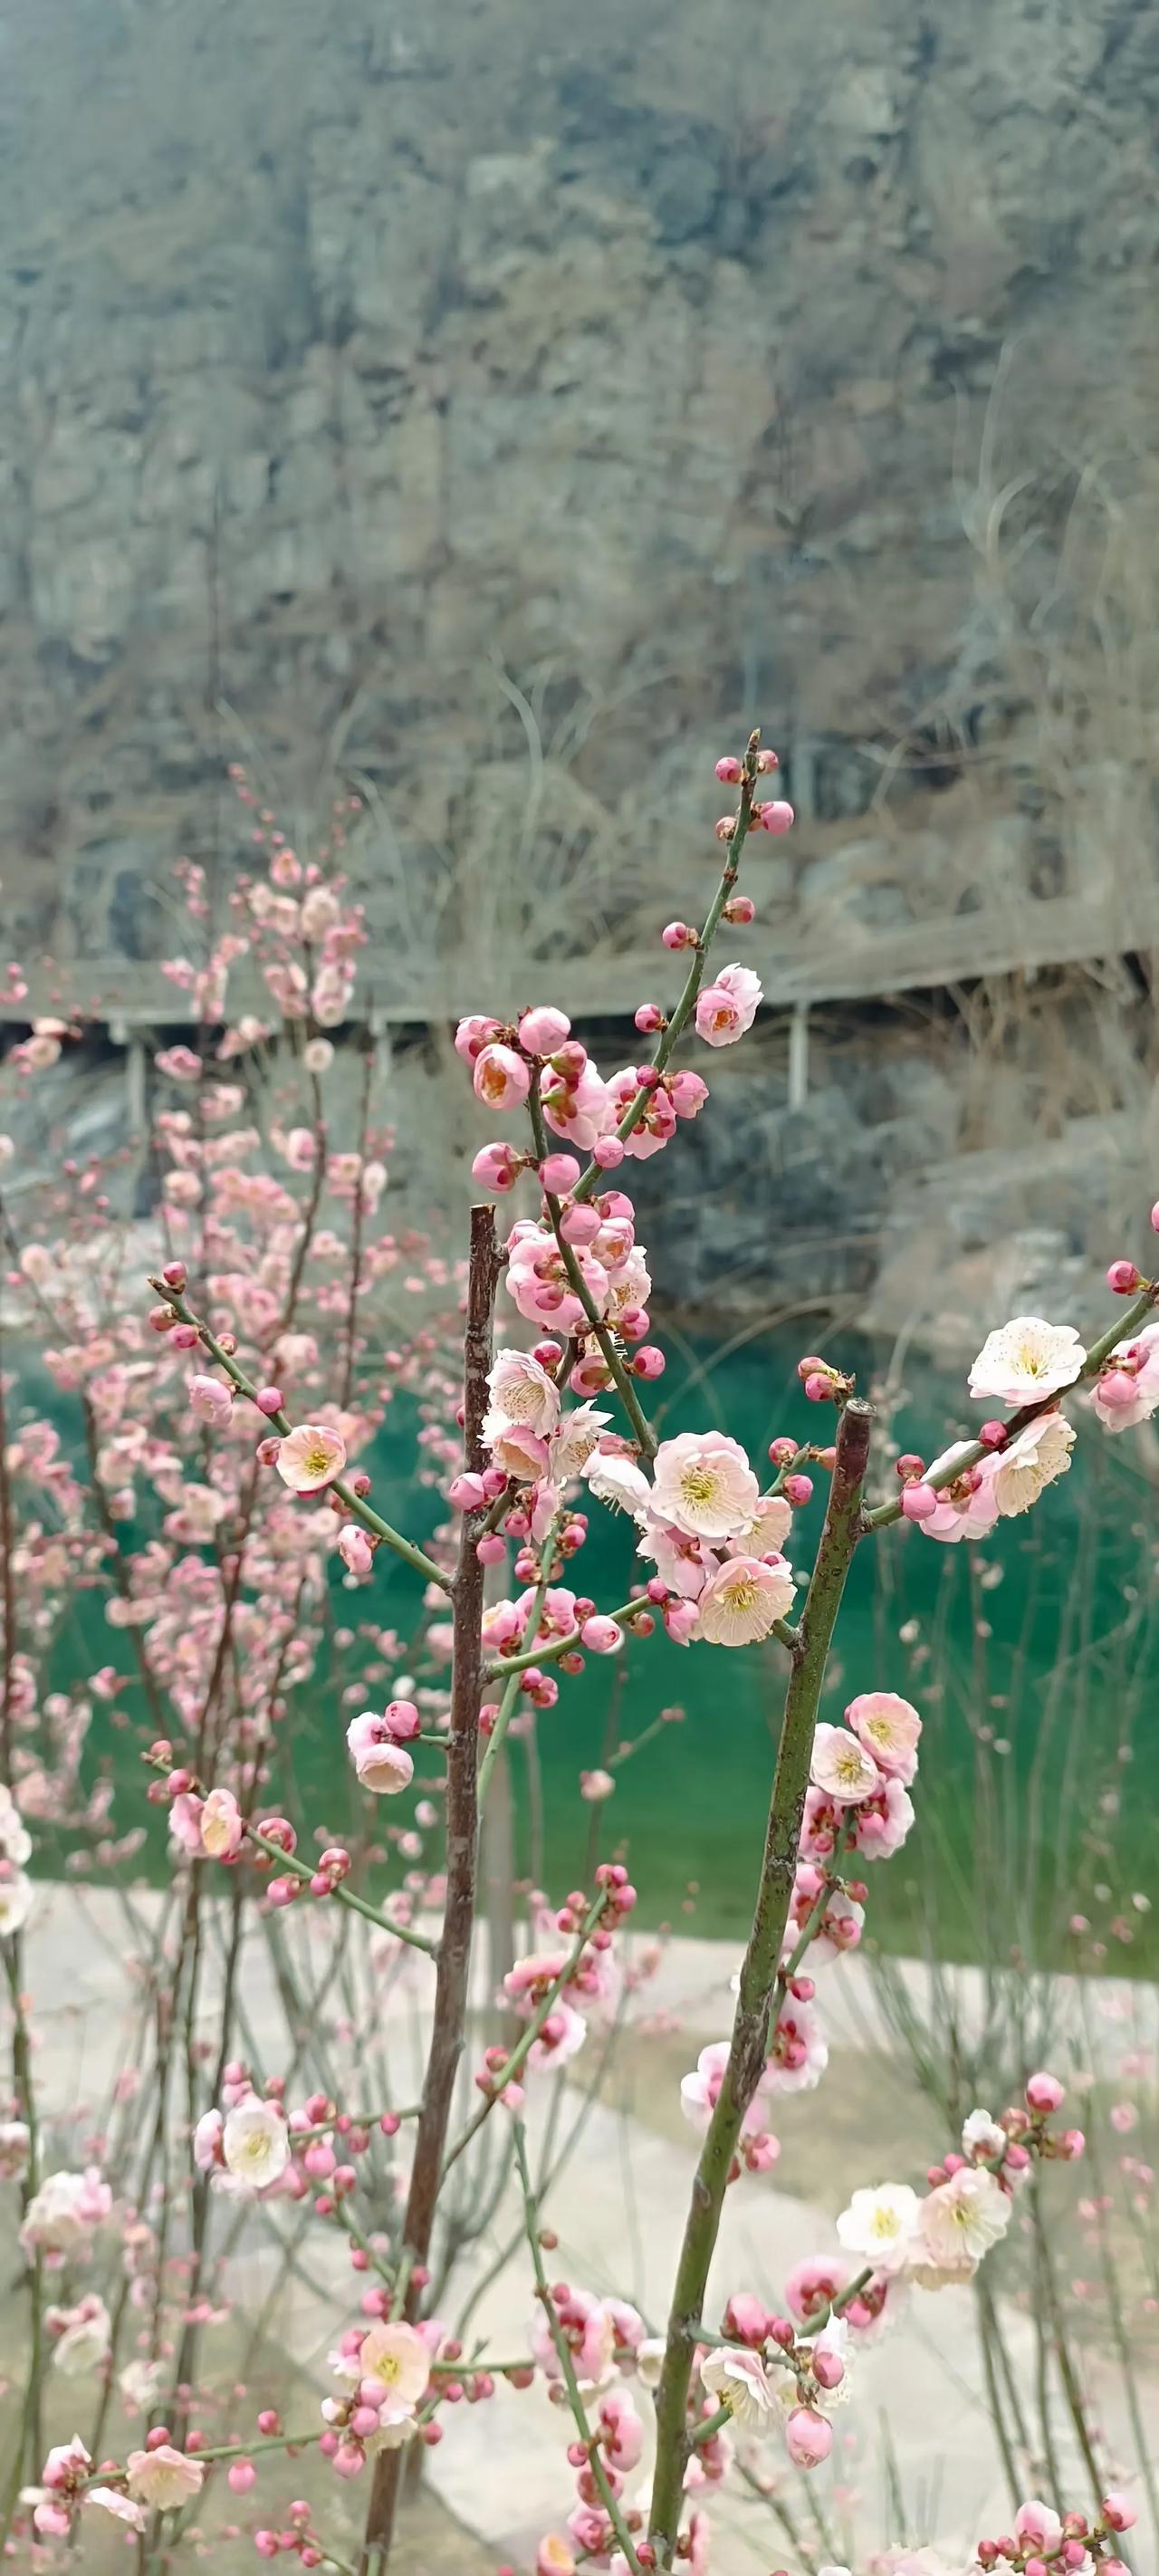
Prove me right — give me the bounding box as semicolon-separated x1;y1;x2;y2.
3;888;1157;1028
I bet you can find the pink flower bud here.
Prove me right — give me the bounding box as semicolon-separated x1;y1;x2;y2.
768;1437;797;1466
540;1154;580;1193
255;1386;283;1415
519;1006;571;1055
634;1003;665;1033
1097;1368;1139;1409
580;1616;623;1655
723;894;755;925
811;2348;844;2389
1058;2127;1085;2159
593;1136;625;1168
631;1345;666;1379
803;1372;832;1404
338;1525;373;1579
662;922;693;949
1151;1201;1159;1232
227;2462;256;2494
1102;2494;1137;2533
784;2408;832;2468
170;1322;199;1350
455;1014;501;1063
978;1419;1007;1449
449;1472;486;1510
162;1259;188;1289
714;813;738;841
755;799;795;833
475;1533;506;1566
558;1201;601;1245
714;755;742;783
782;1473;812;1505
1106;1258;1142;1293
472;1142;523;1192
1026;2070;1065;2113
755;746;779;773
901;1482;939;1521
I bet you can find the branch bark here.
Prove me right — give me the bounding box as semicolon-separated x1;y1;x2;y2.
647;1398;874;2562
358;1205;501;2574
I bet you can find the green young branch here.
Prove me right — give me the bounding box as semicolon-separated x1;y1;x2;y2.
512;2123;644;2576
569;731;766;1204
647;1398;874;2562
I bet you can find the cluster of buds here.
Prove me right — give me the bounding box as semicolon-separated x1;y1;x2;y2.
713;743;793;841
797;1353;854;1408
974;2494;1137;2576
254;2498;329;2564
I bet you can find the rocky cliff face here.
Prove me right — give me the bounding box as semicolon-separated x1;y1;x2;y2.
5;0;1159;954
1;0;1156;1318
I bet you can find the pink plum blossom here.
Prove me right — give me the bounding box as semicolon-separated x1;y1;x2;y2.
187;1374;233;1427
695;1553;796;1645
275;1423;347;1492
845;1690;922;1783
347;1713;416;1795
473;1043;532;1110
694;963;762;1047
809;1724;882;1805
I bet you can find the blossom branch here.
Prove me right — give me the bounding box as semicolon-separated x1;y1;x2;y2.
146;1275;453;1594
512;2121;645;2576
862;1285;1159;1533
647;1398;873;2561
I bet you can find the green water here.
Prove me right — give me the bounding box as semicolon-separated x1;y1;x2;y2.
26;1331;1159;1970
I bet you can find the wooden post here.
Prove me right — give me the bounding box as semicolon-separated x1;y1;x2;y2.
788;998;810;1111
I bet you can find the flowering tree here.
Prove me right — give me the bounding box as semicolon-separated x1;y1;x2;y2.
1;735;1156;2576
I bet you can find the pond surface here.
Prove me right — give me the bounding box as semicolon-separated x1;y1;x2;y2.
30;1327;1159;1972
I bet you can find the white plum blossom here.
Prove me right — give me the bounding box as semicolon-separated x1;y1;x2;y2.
836;2182;920;2273
810;1725;882;1805
584;1449;652;1518
650;1431;760;1541
698;2343;778;2427
0;1785;32;1864
962;2109;1008;2163
484;1349;561;1440
968;1315;1086;1407
910;2165;1011;2281
221;2098;290;2194
0;1870;34;1937
991;1411;1076;1515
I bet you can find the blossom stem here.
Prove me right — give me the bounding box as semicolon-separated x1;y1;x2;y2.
147;1278;453;1594
476;1521;563;1808
647;1399;874;2562
512;2122;645;2576
482;1593;643;1681
233;1816;437;1957
358;1206;501;2576
861;1283;1159;1533
569;732;764;1205
688;2402;733;2447
437;1888;608;2183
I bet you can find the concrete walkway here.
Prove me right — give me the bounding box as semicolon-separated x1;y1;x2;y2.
14;1885;1159;2571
